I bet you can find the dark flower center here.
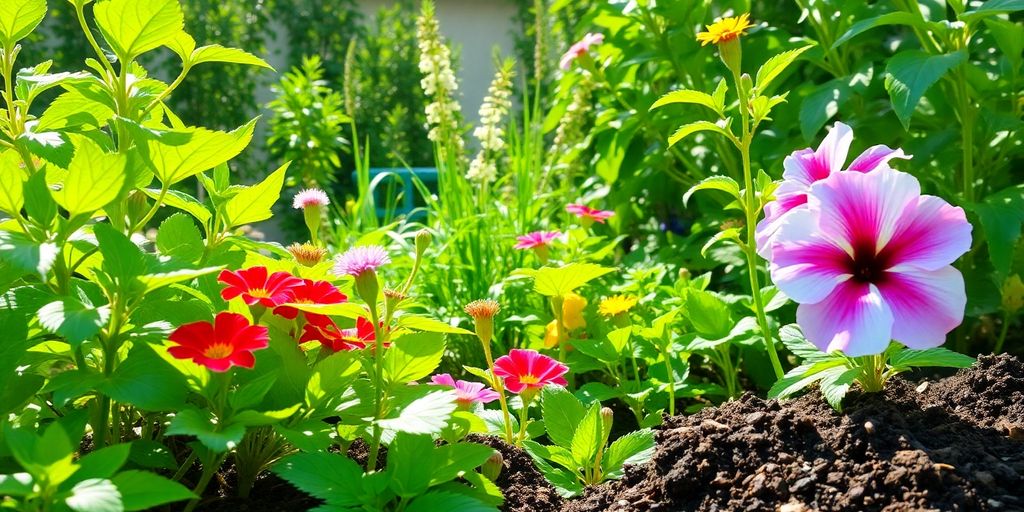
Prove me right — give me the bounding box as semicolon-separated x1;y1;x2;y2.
848;238;891;284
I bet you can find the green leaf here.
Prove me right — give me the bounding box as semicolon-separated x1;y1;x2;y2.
649;89;719;115
819;367;860;411
0;308;30;393
832;12;924;48
405;490;494;512
0;473;33;497
431;442;496;485
377;389;458;435
602;429;655;476
189;45;274;70
668;119;735;148
112;470;195;511
889;347;975;369
38;298;110;348
884;50;968;130
683;289;733;339
0;231;58;278
55;138;127;217
0;151;26;216
541;386;587;448
230;404;300;426
230;371;278;411
281;302;368;320
396;315;474;335
960;0;1024;22
383;332;446;385
100;343;187;411
223;162;288;228
0;0;46;47
166;408;246;453
69;444;131;484
530;263;614;297
274;452;364;507
755;45;814;92
138;267;222;293
144;188;212;225
701;227;742;257
94;0;184;61
140;120;256;186
800;79;853;142
779;324;828;362
65;478;122;512
974;185;1024;280
94;223;146;280
156;213;204;262
388;433;435;497
768;359;847;399
985;19;1024;65
569;403;602;467
23;168;57;226
683;175;741;206
37;86;115;131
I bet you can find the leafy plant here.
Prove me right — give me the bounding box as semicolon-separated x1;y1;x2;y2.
524;386;654;497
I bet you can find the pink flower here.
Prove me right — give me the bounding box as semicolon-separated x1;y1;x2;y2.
493;349;569;394
767;167;971;357
333;245;391;277
566;203;614;224
514;231;561;250
292;188;330;209
756;122;910;257
431;373;500;407
218;267;303;308
559;33;604;70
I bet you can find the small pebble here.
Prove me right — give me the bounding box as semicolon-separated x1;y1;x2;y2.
916;381;929;393
864;421;875;434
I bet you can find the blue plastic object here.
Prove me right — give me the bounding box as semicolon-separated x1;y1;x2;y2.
353;167;438;219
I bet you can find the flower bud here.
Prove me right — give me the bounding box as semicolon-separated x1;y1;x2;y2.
481;451;503;481
125;190;149;229
415;229;432;258
465;299;500;347
354;270;380;307
678;267;691;283
1003;275;1024;315
287;242;328;266
718;37;742;77
600;406;614;444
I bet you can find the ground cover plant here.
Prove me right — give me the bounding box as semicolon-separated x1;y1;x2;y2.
0;0;1021;511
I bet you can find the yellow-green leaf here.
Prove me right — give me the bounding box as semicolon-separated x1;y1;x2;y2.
223;162;288;228
532;263;615;297
668;119;735;148
54;138;127;217
190;45;274;70
0;0;46;47
141;119;256;186
94;0;184;61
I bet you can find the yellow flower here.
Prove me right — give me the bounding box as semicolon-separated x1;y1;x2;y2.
544;320;560;348
561;292;587;331
599;295;637;317
696;13;752;46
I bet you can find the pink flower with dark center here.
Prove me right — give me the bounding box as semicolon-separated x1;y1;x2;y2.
333;245;391;277
767;167;971;357
756;122;910;257
292;188;330;209
431;373;500;407
560;33;604;70
514;231;562;250
493;349;569;394
566;203;614;224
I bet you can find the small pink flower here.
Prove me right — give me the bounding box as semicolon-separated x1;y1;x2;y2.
333;246;391;277
767;167;971;357
493;349;569;394
292;188;330;209
559;33;604;70
431;373;500;407
514;231;562;250
756;122;910;257
566;203;614;224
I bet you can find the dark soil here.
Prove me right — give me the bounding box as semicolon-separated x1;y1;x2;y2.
565;354;1024;512
466;434;565;512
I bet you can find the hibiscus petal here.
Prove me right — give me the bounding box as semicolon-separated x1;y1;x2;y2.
847;145;910;173
769;210;852;304
782;122;853;183
796;281;894;357
883;195;972;272
809;167;920;253
877;266;965;350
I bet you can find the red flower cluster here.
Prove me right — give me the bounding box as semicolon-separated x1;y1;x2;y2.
168;312;269;372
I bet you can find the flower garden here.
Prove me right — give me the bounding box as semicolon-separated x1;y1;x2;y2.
0;0;1022;511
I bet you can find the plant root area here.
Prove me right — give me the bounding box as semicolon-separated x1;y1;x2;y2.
562;354;1024;512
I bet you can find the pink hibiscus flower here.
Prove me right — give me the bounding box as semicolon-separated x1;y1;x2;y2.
431;373;500;408
514;231;561;250
767;167;971;357
493;349;569;394
756;122;910;257
559;33;604;70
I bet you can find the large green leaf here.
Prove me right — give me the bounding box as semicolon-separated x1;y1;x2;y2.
141;120;256;186
668;119;735;148
100;343;188;411
156;213;204;262
541;386;586;448
37;85;116;131
0;308;30;395
884;50;967;130
94;223;146;280
94;0;184;61
683;289;733;340
889;347;975;369
0;0;46;47
223;162;288;228
973;185;1024;280
832;12;924;48
649;89;719;115
377;389;457;435
37;297;110;348
601;429;654;476
0;231;57;278
0;151;26;216
405;491;494;512
959;0;1024;22
387;433;435;498
189;45;274;70
166;408;246;453
111;470;195;511
273;452;364;506
530;263;614;297
754;45;813;92
64;478;122;512
569;403;602;467
383;332;446;385
682;175;741;206
55;138;127;217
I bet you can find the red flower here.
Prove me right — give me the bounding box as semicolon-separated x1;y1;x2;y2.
274;279;348;320
219;267;303;308
167;312;269;371
300;316;386;352
493;349;569;394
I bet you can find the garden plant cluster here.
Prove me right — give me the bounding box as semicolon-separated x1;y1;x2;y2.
0;0;1021;511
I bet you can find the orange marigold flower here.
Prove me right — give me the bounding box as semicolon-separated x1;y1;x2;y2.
696;13;752;46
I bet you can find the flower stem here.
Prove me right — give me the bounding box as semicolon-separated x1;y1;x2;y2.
367;305;385;472
481;343;515;444
994;311;1010;354
515;397;531;446
857;354;886;393
182;453;227;512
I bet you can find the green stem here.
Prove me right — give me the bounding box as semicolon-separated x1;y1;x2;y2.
171;451;198;482
858;354;886;392
994;311;1010;354
662;347;676;416
515;397;531;446
182;453;227;512
366;304;385;472
482;343;515;444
